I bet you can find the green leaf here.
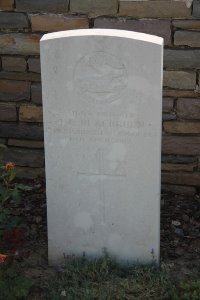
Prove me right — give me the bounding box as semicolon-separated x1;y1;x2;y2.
17;184;32;191
11;188;21;204
0;144;7;150
6;216;21;229
9;169;16;182
1;189;11;204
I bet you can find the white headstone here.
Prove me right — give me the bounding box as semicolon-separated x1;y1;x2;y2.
40;29;163;265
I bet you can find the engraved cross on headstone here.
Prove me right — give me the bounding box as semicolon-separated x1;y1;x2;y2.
78;148;126;177
77;148;126;221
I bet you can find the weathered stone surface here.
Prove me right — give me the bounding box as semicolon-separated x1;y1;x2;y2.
163;98;174;113
2;56;27;72
31;83;42;104
173;19;200;30
3;147;44;167
177;98;200;119
175;31;200;47
164;121;200;134
163;89;199;98
31;14;89;32
8;138;44;148
94;18;171;45
0;0;14;11
0;34;41;55
27;58;40;73
162;172;200;186
193;0;200;18
0;122;43;140
163;71;196;90
41;29;163;264
16;0;69;13
161;162;197;172
119;1;191;18
70;0;118;15
0;12;28;28
0;80;30;101
0;71;41;82
0;103;16;121
162;136;200;155
15;166;44;179
161;184;196;196
19;104;43;122
164;49;200;69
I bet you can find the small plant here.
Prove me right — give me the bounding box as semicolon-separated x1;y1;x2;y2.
0;263;32;300
0;145;33;299
0;144;31;252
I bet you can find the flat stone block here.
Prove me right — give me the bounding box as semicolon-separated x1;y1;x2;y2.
0;0;14;11
0;122;43;140
161;162;197;172
163;89;199;98
19;104;43;122
193;0;200;18
27;58;40;73
174;30;200;47
2;56;27;72
162;155;197;164
161;184;196;196
164;49;200;69
0;79;30;101
164;121;200;134
94;18;171;45
173;19;200;30
8;138;44;148
119;0;191;18
0;138;6;144
162;136;200;155
31;83;42;104
163;98;174;113
70;0;118;15
0;12;28;29
162;113;176;121
162;172;200;186
177;98;200;119
0;71;41;82
0;103;17;121
0;33;41;55
16;0;69;13
30;14;89;32
3;147;44;167
163;71;196;90
15;166;45;179
41;29;163;265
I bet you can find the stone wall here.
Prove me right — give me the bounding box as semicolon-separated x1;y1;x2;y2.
0;0;200;196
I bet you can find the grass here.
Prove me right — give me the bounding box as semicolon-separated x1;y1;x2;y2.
46;254;176;300
3;254;200;299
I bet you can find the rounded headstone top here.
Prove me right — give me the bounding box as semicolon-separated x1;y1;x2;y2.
40;29;163;46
